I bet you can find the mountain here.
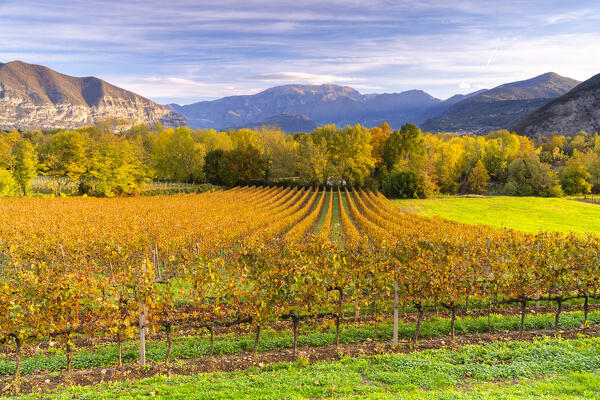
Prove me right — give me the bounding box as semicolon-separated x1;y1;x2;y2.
169;84;443;130
420;89;488;123
512;73;600;136
229;114;317;133
421;73;581;133
0;61;186;131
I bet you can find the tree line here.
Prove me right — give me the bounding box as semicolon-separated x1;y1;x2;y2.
1;122;599;198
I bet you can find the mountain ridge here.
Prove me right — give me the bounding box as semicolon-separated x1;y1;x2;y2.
227;113;317;133
0;62;589;135
0;61;187;131
421;72;581;133
168;84;446;130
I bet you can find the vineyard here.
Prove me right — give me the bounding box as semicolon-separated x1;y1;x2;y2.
1;186;600;394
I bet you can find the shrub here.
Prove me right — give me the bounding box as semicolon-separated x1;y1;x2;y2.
382;169;434;199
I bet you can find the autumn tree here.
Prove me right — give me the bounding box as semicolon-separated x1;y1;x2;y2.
331;124;375;186
41;130;88;194
462;160;489;194
0;168;18;196
153;127;206;183
0;130;21;170
560;152;592;195
370;122;392;169
383;123;426;172
220;146;266;186
80;132;149;196
11;139;38;195
482;130;520;182
297;135;330;185
505;153;562;197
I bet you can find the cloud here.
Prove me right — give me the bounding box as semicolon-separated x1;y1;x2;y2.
2;0;600;103
247;72;356;84
141;77;208;87
543;9;592;24
111;76;264;103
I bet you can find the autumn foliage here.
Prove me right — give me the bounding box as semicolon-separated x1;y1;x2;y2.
1;186;599;391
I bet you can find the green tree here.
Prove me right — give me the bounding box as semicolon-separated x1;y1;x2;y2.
153;127;206;183
204;150;225;185
383;123;426;172
505;153;562;197
80;133;149;197
297;136;330;186
0;130;21;170
331;124;375;186
581;148;600;193
256;129;298;182
42;130;88;194
560;154;592;195
462;160;489;194
0;168;18;196
220;146;266;186
382;169;434;199
12;139;38;195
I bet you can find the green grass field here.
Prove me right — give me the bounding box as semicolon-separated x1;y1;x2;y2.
8;337;600;399
394;196;600;235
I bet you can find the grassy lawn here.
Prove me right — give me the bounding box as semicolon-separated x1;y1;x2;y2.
8;337;600;399
394;196;600;235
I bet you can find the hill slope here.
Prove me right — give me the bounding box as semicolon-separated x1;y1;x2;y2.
421;73;580;133
0;61;187;130
169;84;444;130
512;73;600;136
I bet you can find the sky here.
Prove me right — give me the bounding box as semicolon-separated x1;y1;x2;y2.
1;0;600;105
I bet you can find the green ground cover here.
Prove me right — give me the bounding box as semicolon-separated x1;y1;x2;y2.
394;196;600;235
7;337;600;399
1;309;596;376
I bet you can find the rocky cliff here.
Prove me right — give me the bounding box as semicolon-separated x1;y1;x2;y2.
512;73;600;136
0;61;186;131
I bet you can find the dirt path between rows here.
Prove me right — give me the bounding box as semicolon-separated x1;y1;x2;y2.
2;324;598;396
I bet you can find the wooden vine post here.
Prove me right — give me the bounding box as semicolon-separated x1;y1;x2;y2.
139;262;148;367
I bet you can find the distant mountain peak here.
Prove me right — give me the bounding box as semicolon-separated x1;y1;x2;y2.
260;83;363;100
171;83;444;130
495;72;579;93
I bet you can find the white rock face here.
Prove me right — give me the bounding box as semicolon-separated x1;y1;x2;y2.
0;93;187;131
516;92;600;136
